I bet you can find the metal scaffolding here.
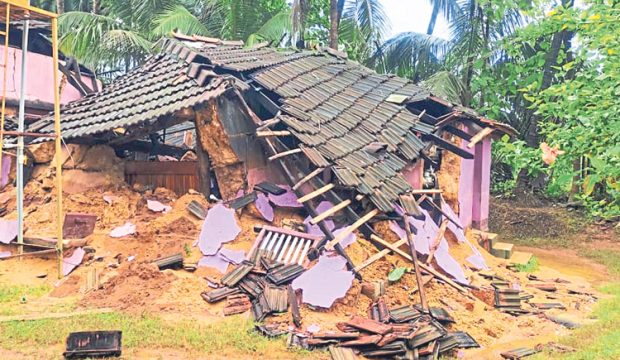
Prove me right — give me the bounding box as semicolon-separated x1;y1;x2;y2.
0;0;64;278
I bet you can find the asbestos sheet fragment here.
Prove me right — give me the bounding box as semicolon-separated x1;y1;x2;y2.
0;219;17;244
0;154;10;188
218;248;246;265
198;204;241;256
292;254;354;308
268;185;303;208
0;251;11;259
256;193;274;222
389;209;469;284
198;255;230;273
147;199;172;213
465;253;489;270
109;222;136;238
62;247;86;276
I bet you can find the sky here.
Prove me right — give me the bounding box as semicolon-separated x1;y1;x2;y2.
381;0;451;40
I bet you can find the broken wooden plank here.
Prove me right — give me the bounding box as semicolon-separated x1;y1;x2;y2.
324;208;380;251
467;127;494;148
410;189;443;195
292;167;325;191
354;238;408;272
288;286;302;328
310;199;352;225
402;213;429;311
256;117;281;131
426;219;448;265
268;148;302;161
256;130;292;137
297;183;335;203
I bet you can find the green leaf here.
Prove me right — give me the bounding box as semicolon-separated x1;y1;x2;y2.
388;267;408;282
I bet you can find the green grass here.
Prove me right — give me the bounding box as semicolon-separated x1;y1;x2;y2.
514;256;540;273
0;312;323;359
534;283;620;360
0;284;50;304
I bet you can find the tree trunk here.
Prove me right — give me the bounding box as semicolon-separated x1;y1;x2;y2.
329;0;339;50
56;0;64;14
93;0;100;14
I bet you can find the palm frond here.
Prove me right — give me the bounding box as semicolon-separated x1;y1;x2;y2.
372;31;450;79
421;70;468;104
153;5;212;38
247;8;292;46
342;0;390;42
58;11;121;67
100;29;153;67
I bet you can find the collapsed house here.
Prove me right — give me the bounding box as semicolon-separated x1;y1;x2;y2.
7;33;573;358
26;33;513;231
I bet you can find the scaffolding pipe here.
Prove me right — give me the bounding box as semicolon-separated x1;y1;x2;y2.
51;17;63;279
16;19;28;255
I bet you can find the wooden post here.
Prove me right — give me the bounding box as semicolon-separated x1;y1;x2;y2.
402;213;429;311
193;113;211;199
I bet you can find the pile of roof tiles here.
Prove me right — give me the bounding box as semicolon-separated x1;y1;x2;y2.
288;297;479;360
200;257;304;322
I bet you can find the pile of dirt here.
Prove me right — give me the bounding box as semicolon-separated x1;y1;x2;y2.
0;162;605;359
81;263;175;312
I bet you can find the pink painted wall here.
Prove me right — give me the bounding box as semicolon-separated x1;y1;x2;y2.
458;124;492;230
472;138;491;230
403;160;424;189
0;45;92;105
458;126;475;228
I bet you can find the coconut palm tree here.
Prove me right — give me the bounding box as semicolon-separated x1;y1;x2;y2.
373;0;526;106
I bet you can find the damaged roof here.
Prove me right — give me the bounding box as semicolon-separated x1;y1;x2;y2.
159;36;514;212
27;52;233;141
28;34;514;213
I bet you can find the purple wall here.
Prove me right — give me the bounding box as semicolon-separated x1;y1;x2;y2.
458;124;492;231
472;138;491;230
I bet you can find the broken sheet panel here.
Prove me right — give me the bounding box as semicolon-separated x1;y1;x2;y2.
63;248;86;276
292;254;354;308
198;204;241;256
0;219;17;244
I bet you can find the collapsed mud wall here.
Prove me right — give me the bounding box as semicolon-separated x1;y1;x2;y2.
28;142;125;194
193;95;284;200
